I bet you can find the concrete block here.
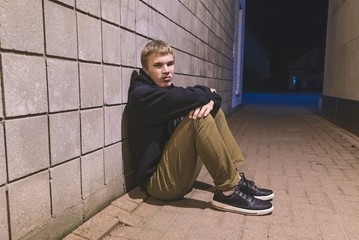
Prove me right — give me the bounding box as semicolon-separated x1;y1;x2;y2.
76;0;100;17
81;108;104;154
0;0;44;53
157;0;177;19
180;0;197;15
25;204;83;240
121;29;136;67
104;65;122;105
44;1;77;58
79;63;103;108
81;149;104;198
104;106;122;145
55;0;75;7
104;143;123;184
50;159;81;215
148;0;158;8
101;0;120;24
49;111;80;165
83;176;124;221
136;36;149;68
158;14;171;43
8;171;51;240
148;8;159;39
120;0;136;31
0;126;6;186
77;13;102;62
136;1;149;36
47;59;79;112
122;68;138;103
0;68;3;120
2;54;47;117
102;22;121;65
6;116;49;180
0;186;9;240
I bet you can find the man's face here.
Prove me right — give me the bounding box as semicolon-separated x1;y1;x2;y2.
144;53;175;88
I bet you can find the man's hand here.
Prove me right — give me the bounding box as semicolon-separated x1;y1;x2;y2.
189;100;214;120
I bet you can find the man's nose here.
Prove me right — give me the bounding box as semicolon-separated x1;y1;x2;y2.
162;65;169;73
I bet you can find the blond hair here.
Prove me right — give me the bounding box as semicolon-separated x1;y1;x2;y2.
140;40;174;69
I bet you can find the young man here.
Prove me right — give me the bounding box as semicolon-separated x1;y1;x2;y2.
128;40;274;215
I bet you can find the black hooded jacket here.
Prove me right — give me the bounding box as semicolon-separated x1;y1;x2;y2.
128;70;222;190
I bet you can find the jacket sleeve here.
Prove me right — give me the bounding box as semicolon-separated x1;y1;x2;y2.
130;83;222;125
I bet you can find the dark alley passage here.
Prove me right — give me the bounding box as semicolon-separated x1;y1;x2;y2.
68;92;359;239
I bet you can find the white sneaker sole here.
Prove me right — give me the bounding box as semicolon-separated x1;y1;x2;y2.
211;200;273;216
254;192;275;201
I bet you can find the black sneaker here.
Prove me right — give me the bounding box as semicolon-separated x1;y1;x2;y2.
238;173;274;201
211;186;273;215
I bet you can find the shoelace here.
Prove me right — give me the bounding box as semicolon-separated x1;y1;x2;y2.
239;173;258;189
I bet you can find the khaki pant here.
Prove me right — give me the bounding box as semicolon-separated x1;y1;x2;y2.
147;109;245;201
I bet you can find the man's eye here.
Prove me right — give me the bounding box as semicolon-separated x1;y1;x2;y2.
167;61;174;66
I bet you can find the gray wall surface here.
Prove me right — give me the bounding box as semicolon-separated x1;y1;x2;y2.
0;0;238;239
323;0;359;101
322;0;359;137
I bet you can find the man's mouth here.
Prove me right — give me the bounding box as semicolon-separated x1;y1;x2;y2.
162;76;172;81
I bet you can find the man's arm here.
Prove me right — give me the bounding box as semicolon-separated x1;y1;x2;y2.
188;88;217;119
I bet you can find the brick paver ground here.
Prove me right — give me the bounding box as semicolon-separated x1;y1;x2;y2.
65;93;359;240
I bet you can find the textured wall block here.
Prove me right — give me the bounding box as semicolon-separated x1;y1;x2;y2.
102;0;120;24
0;0;44;53
50;111;80;165
81;108;104;154
76;0;101;16
104;105;122;145
47;59;79;112
44;1;77;58
77;13;102;62
104;65;122;105
0;186;8;240
136;1;149;36
136;36;149;68
102;22;121;64
25;204;83;240
6;116;49;181
0;126;6;186
148;0;158;8
56;0;75;7
158;14;171;43
122;68;137;103
121;29;136;67
148;8;159;39
50;159;81;215
80;63;103;108
104;143;123;184
2;54;47;117
8;171;51;240
0;77;3;120
120;0;136;31
81;150;104;198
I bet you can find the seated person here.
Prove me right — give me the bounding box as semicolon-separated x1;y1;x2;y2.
128;40;274;215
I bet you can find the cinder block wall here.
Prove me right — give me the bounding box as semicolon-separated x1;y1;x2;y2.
0;0;236;239
322;0;359;136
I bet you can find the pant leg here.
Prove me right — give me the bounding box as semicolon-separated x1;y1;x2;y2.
213;109;245;166
147;112;240;201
